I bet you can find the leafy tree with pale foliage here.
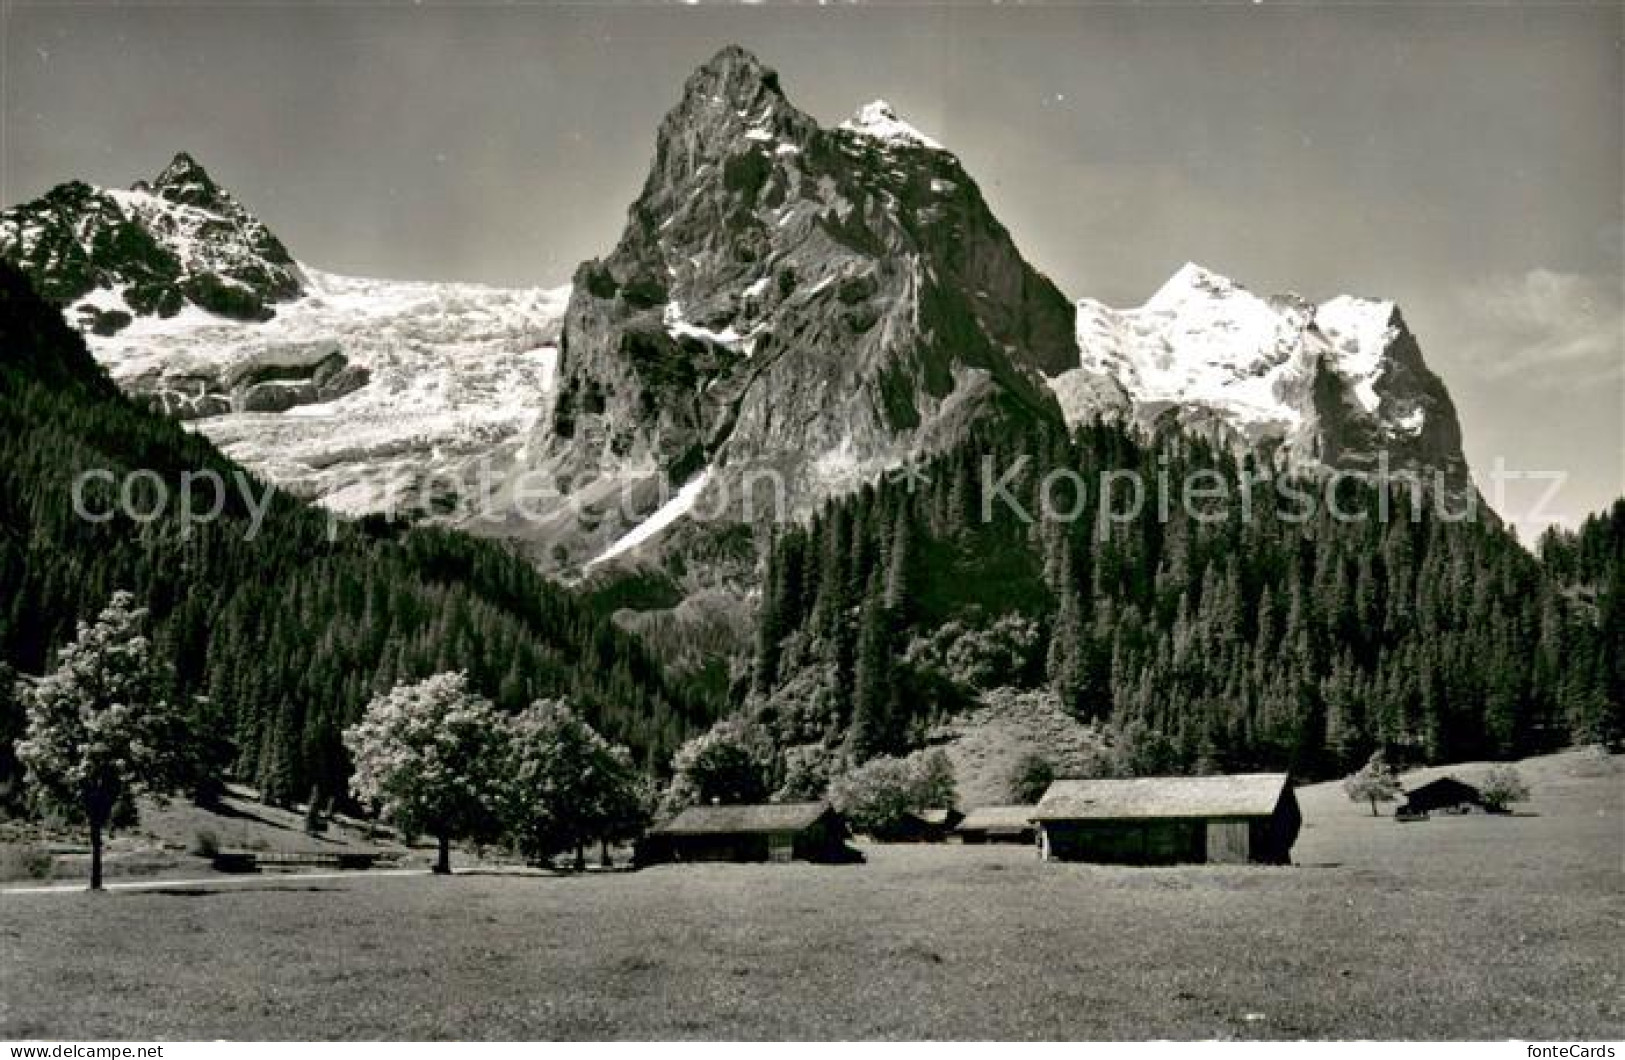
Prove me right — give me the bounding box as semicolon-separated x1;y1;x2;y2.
828;747;958;839
1479;765;1531;813
16;592;195;890
911;748;957;810
664;720;768;812
343;672;506;875
502;699;649;870
1343;751;1402;816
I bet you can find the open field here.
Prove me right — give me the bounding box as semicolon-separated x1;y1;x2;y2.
1;751;1621;1040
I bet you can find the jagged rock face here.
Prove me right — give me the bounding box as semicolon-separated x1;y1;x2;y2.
0;153;303;329
1050;263;1471;494
533;46;1078;562
126;346;370;420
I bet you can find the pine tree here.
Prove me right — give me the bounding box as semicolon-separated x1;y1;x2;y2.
848;573;896;760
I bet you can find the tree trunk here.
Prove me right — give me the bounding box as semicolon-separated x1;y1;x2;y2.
1369;797;1379;817
599;839;612;869
433;834;451;875
89;817;105;892
573;843;586;873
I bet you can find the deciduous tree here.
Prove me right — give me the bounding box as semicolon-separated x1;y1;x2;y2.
664;720;768;811
828;748;959;839
1006;752;1056;805
343;672;506;874
502;699;648;870
16;592;195;890
1479;765;1531;813
1342;751;1402;816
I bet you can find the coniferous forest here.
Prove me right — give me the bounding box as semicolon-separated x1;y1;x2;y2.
0;261;724;809
746;417;1624;783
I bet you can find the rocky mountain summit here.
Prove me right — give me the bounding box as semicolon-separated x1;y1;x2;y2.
523;45;1080;567
0;152;304;331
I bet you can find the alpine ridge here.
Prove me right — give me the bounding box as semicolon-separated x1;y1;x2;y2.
522;45;1081;569
0;46;1479;560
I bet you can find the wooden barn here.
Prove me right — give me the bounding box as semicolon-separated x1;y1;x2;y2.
955;805;1038;845
1398;776;1485;816
891;807;963;842
1032;774;1300;865
635;802;853;865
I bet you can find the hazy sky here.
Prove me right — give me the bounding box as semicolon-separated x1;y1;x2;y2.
4;1;1620;538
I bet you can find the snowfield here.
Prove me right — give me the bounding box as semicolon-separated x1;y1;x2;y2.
83;268;569;514
1051;262;1419;449
586;467;715;569
839;100;944;151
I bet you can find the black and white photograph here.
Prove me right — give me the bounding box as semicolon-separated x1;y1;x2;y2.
0;0;1620;1046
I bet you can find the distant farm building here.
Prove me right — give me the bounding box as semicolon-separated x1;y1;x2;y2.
891;808;963;842
636;802;853;865
1398;776;1485;816
955;805;1038;845
1032;774;1300;865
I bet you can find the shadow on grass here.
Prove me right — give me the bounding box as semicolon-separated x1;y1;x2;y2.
128;885;340;899
204;799;376;849
207;801;301;832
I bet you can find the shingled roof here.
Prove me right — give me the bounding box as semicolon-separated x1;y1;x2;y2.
1032;774;1292;821
649;802;835;836
957;805;1038;831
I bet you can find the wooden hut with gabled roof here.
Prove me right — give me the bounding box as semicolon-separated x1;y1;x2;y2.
1397;776;1485;816
635;802;853;865
955;805;1038;845
1032;773;1300;865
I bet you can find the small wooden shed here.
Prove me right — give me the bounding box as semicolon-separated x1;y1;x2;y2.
891;807;964;843
955;805;1038;845
635;802;852;865
1398;776;1485;816
1032;773;1300;865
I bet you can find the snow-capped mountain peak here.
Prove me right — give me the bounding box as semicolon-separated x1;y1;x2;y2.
839;99;943;150
1143;260;1245;309
149;151;227;209
0;152;302;328
0;155;572;519
0;46;1476;574
1053;262;1469;492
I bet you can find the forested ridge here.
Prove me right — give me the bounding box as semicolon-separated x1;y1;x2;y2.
748;416;1623;785
0;261;724;810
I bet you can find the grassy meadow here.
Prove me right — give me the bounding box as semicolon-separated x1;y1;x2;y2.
1;750;1620;1040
